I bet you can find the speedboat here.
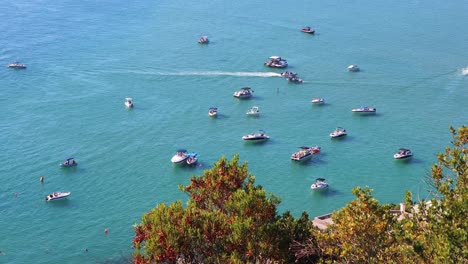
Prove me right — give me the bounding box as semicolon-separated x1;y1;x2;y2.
330;127;347;138
287;76;303;83
242;130;270;142
45;192;71;202
198;36;209;44
60;158;77;167
311;178;329;190
125;97;134;108
301;26;315;34
186;152;199;165
311;98;324;104
394;148;413;159
246;106;260;116
264;56;288;68
352;106;376;114
291;146;321;162
208;107;218;117
7;61;27;69
171;149;189;164
348;64;359;72
233;87;253;99
281;71;297;78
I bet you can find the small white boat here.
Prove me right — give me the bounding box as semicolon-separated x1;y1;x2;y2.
311;178;329;190
45;192;71;202
171;149;189;164
208;107;218;117
264;56;288;68
233;87;254;99
311;98;324;104
352;106;376;113
198;36;209;44
291;146;321;162
125;97;134;108
281;71;297;78
246;106;260;116
60;158;77;167
330;127;347;138
348;64;359;72
7;61;27;69
186;152;199;165
242;130;270;142
287;76;303;83
301;26;315;34
394;148;413;159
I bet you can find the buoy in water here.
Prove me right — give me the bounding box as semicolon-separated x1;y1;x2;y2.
40;176;44;182
104;228;109;234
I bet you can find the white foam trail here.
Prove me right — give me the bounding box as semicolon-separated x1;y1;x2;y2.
460;67;468;76
167;71;282;77
119;69;282;77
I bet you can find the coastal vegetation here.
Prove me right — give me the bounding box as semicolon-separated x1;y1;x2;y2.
133;126;467;263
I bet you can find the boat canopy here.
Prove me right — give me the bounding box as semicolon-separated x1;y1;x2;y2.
209;107;217;110
316;178;326;182
269;56;282;60
399;148;410;151
176;149;187;153
241;87;252;90
299;146;311;149
66;158;75;161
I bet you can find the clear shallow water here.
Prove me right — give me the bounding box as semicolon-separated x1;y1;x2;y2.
1;0;467;262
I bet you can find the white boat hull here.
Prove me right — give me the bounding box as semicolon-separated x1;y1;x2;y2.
171;156;188;164
394;154;413;159
311;184;329;190
46;192;71;202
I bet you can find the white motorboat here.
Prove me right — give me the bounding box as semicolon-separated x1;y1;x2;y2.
264;56;288;68
352;106;376;113
242;130;270;142
125;97;134;108
311;98;324;104
186;152;199;165
287;76;303;83
281;71;297;78
60;158;77;167
198;36;209;44
171;149;189;164
330;127;347;138
348;64;359;72
45;192;71;202
246;106;260;116
208;107;218;117
233;87;254;99
394;148;413;159
311;178;329;190
291;146;321;162
301;26;315;34
7;61;27;69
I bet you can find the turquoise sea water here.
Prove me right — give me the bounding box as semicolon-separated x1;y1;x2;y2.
1;0;467;262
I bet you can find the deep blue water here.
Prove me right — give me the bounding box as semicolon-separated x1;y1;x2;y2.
1;0;467;262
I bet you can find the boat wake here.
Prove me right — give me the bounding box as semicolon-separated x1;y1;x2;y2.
119;69;282;78
166;71;282;77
